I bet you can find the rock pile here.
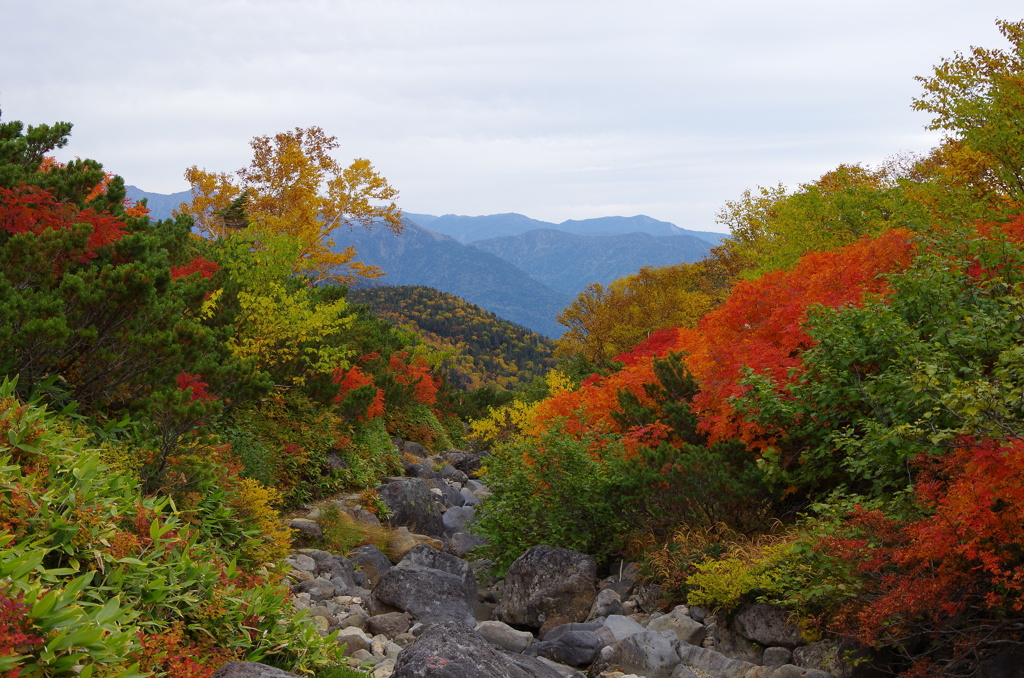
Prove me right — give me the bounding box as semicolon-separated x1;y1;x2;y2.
259;441;853;678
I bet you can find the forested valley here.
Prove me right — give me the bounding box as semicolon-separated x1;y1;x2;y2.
1;18;1024;678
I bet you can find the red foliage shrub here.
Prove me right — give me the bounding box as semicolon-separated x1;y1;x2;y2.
822;437;1024;672
332;365;385;421
176;372;216;402
390;353;438;406
676;229;916;447
0;184;127;266
0;585;44;675
171;257;220;281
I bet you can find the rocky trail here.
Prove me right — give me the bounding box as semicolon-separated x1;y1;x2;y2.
214;439;854;678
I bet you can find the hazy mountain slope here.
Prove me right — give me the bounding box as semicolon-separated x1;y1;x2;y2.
469;228;713;295
346;285;557;390
405;212;725;244
338;219;569;338
406;213;554;243
125;185;191;219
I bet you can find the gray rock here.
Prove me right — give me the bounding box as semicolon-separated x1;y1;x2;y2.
525;630;603;667
339;504;383;527
449;531;486;558
764;646;794;667
495;545;598;629
286;553;316;572
349;544;393;586
397;543;476;605
325;452;347;471
378;478;445;537
293;578;337;602
733;603;806;649
543;621;604;642
367;611;411;638
444;450;483;477
405;460;436;478
587;587;623;620
648;606;706;646
706;614;763;664
299;549;359;590
438;482;467;508
534;656;588;678
336;630;371;656
792;641;853;678
631;583;663;614
286;518;323;541
400;441;429;458
977;645;1024;678
212;662;298;678
390;621;562;678
460;487;483;506
606;629;681;678
676;642;773;678
464;479;490;496
373;564;476;626
476;619;535;653
443;505;477;534
597;614;646;644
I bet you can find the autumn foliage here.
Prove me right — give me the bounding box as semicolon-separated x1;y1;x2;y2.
678;228;916;447
822;437;1024;674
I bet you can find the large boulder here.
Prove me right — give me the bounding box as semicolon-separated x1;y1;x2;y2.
349;544;393;586
604;630;681;678
675;642;775;678
648;606;706;646
372;544;477;625
378;478;445;537
443;505;476;535
443;450;483;477
495;546;597;629
397;544;476;605
449;531;486;559
390;621;563;678
733;603;806;649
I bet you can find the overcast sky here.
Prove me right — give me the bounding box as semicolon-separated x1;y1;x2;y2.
3;1;1021;232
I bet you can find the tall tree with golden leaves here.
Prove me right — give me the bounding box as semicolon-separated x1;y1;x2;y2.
181;127;401;284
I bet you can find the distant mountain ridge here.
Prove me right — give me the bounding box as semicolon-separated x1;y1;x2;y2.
470;228;712;296
125;185;192;218
403;212;725;244
337;218;570;338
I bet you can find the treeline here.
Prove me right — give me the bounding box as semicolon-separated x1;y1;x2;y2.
348;285;556;391
474;19;1024;678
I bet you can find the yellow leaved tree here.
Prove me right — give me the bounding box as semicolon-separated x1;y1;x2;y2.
180;126;402;284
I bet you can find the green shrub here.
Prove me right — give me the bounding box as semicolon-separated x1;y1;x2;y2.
0;383;347;675
471;423;628;574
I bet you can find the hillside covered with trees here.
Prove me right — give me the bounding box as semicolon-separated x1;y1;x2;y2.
347;285;556;391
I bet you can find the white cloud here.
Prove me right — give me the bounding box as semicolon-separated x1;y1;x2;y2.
2;0;1019;231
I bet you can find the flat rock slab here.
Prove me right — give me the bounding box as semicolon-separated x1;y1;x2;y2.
391;621;563;678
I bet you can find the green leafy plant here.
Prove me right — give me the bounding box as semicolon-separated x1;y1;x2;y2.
471;422;628;574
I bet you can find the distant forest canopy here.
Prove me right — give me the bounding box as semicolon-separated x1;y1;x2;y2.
346;285;556;391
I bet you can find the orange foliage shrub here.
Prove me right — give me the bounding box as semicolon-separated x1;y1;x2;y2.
677;229;916;447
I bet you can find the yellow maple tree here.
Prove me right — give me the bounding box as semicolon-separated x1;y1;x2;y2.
180;126;402;284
